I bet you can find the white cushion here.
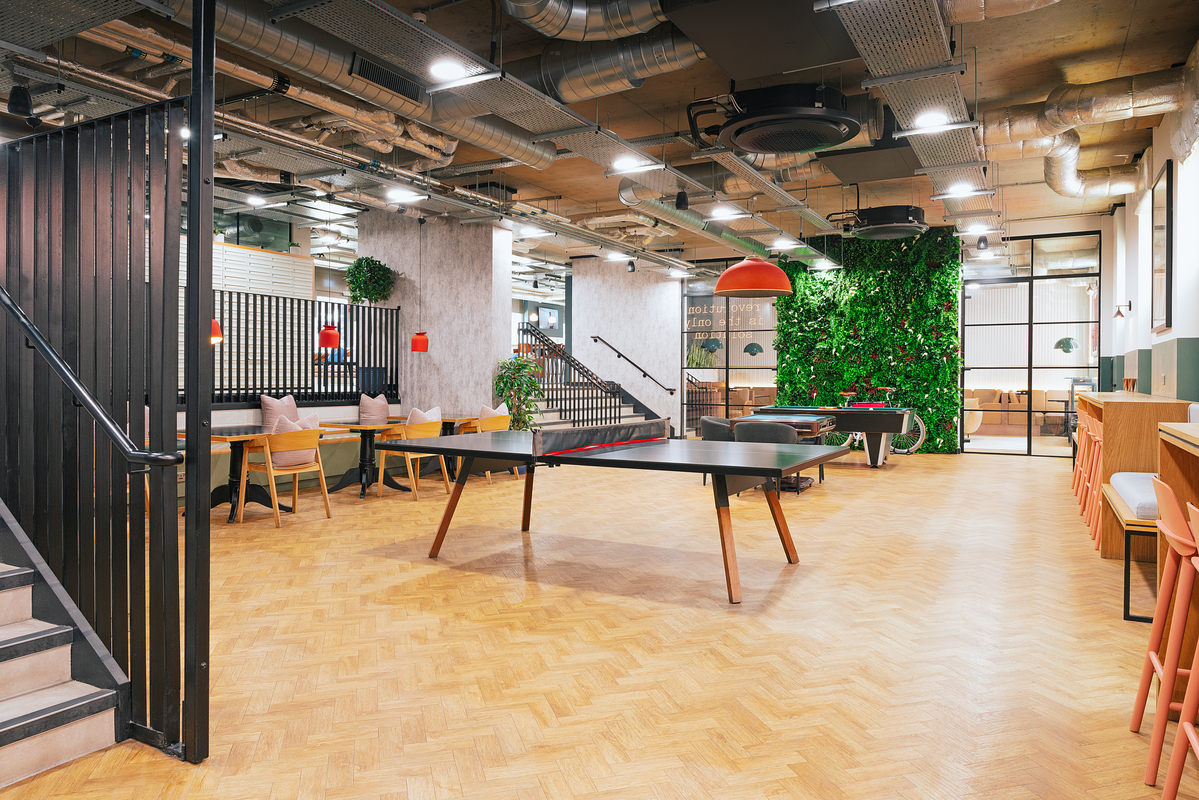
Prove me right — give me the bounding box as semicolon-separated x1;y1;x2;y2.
261;394;299;431
408;406;442;424
1111;472;1159;520
270;414;318;468
1190;403;1199;423
479;402;508;419
359;393;389;425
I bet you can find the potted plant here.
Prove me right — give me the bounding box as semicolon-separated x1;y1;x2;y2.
495;355;544;431
213;225;225;244
345;255;395;305
287;240;301;255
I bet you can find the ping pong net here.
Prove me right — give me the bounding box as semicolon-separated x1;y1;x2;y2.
532;419;669;458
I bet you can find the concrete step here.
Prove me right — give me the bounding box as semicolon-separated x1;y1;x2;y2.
0;564;34;627
0;619;74;700
0;682;117;789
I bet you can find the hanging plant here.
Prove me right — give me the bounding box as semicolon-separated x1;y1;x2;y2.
495;356;545;431
345;255;395;305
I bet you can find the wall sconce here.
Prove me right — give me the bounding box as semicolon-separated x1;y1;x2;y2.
1114;301;1132;319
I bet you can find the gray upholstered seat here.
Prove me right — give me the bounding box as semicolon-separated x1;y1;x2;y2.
700;416;733;442
732;421;798;445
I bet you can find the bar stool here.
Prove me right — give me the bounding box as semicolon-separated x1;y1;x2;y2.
1084;420;1103;547
1075;412;1095;505
1159;502;1199;800
1131;477;1196;785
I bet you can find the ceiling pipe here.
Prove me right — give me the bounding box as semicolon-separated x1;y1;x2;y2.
982;48;1196;197
499;0;666;41
501;22;703;104
941;0;1061;24
675;159;830;196
160;0;558;169
617;178;768;257
581;211;678;237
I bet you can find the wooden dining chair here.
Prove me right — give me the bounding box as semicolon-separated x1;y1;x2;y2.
377;420;451;500
458;415;513;484
236;429;331;527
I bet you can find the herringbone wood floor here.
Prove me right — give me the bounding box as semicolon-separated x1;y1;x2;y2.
0;452;1188;799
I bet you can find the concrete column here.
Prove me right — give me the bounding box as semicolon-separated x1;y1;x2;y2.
357;211;511;415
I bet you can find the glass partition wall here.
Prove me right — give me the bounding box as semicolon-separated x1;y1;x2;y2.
961;232;1100;456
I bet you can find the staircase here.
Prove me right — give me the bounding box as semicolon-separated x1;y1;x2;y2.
0;560;117;788
532;397;648;431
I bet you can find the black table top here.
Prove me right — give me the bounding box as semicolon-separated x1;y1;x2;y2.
761;406;911;415
380;431;848;477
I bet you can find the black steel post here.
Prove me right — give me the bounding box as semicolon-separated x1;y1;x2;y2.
183;0;215;764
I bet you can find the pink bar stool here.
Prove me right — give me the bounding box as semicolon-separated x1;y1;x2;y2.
1131;477;1196;785
1073;411;1092;497
1085;421;1103;547
1159;503;1199;799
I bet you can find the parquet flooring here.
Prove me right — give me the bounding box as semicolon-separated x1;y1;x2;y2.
2;452;1192;799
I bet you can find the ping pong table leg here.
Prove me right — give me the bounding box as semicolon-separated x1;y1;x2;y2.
521;464;535;532
430;456;473;558
764;479;798;564
710;475;742;604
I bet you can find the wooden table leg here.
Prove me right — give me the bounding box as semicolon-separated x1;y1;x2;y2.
711;474;741;604
765;479;798;564
521;464;535;532
430;457;472;558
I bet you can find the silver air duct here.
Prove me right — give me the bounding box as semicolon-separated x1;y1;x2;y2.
502;23;704;104
499;0;666;41
617;178;768;257
983;55;1194;197
164;0;558;169
941;0;1061;25
676;157;830;196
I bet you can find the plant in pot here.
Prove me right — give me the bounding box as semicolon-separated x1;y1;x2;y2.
213;225;225;243
495;355;544;431
287;240;301;255
345;255;395;306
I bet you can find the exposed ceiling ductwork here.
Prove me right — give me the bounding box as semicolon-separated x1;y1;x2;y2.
502;22;704;104
983;53;1195;196
617;178;769;257
941;0;1062;25
498;0;666;41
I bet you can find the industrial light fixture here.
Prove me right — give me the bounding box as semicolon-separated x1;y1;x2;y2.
772;237;798;250
966;222;989;234
809;259;840;271
913;110;949;129
6;85;39;129
1114;301;1132;318
387;187;428;203
669;269;692;279
931;187;995;201
977;236;989;250
627;260;636;272
246;195;266;207
606;160;667;177
210;318;223;345
675;191;689;210
606;251;627;261
714;257;793;297
532;279;539;289
412;218;429;352
1054;337;1080;354
429;59;468;81
318;324;340;349
707;206;750;221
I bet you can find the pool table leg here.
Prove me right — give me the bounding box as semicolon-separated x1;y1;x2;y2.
863;432;892;467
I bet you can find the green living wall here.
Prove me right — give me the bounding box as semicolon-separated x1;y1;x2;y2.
775;228;962;453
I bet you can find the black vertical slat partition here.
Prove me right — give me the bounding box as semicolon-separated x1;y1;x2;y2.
0;100;195;756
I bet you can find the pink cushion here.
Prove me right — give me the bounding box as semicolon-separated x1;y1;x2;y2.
479;402;508;419
269;414;318;468
359;394;390;425
408;406;441;424
261;394;299;432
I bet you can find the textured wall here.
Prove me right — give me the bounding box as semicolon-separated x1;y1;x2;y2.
571;256;683;426
358;211;511;416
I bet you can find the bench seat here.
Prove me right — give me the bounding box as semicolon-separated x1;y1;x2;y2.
1102;481;1158;622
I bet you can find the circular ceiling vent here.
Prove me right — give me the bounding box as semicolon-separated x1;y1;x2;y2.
716;85;861;154
852;206;929;240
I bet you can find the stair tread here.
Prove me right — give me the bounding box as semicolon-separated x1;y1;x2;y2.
0;566;35;592
0;620;72;663
0;619;65;643
0;682;115;730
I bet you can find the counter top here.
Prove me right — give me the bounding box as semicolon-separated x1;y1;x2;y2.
1078;392;1193;407
1161;423;1199;457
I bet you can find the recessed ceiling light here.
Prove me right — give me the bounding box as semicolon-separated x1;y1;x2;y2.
913;110;949;129
430;60;468;81
246;195;266;207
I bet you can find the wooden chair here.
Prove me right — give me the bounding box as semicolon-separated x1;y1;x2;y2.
377;420;451;500
1131;478;1196;786
236;429;331;527
458;415;513;484
1124;377;1138;392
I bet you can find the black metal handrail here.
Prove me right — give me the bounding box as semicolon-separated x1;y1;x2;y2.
0;283;183;467
590;335;676;395
520;323;613;390
518;323;622;427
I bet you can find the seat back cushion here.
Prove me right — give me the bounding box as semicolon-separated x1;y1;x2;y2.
359;394;390;425
1191;403;1199;423
733;421;798;445
973;388;1001;405
1111;472;1159;520
269;415;319;467
408;406;442;424
261;394;299;431
479;402;509;419
700;416;733;442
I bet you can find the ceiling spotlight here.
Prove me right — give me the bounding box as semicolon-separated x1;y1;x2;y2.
913;110;949;130
532;279;539;289
7;85;39;130
246;195;266;207
180;126;191;140
528;310;538;321
675;191;689;210
627;260;636;272
387;187;427;203
977;236;988;250
430;60;468;81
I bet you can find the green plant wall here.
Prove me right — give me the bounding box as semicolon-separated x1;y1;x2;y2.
775;228;963;453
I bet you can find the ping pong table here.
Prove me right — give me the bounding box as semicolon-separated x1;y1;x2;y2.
377;419;847;603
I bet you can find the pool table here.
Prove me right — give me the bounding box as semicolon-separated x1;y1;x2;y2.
754;406;912;467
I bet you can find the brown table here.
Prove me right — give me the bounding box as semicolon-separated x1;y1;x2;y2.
319;420;410;498
1075;392;1191;559
209;426;292;522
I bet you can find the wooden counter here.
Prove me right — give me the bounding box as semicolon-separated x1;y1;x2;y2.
1156;423;1199;713
1075;393;1191;559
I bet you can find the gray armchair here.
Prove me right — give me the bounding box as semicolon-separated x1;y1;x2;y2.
733;421;811;494
700;416;733;442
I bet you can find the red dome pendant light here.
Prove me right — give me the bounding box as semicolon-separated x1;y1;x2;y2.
411;332;429;352
210;317;224;344
714;257;793;298
318;324;340;349
412;218;429;352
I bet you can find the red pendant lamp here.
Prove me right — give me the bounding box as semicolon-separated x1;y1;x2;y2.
713;257;793;297
411;332;429;352
412;217;429;352
318;324;340;349
210;317;223;344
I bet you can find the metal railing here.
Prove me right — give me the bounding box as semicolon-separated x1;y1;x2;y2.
590;335;676;395
518;323;622;427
